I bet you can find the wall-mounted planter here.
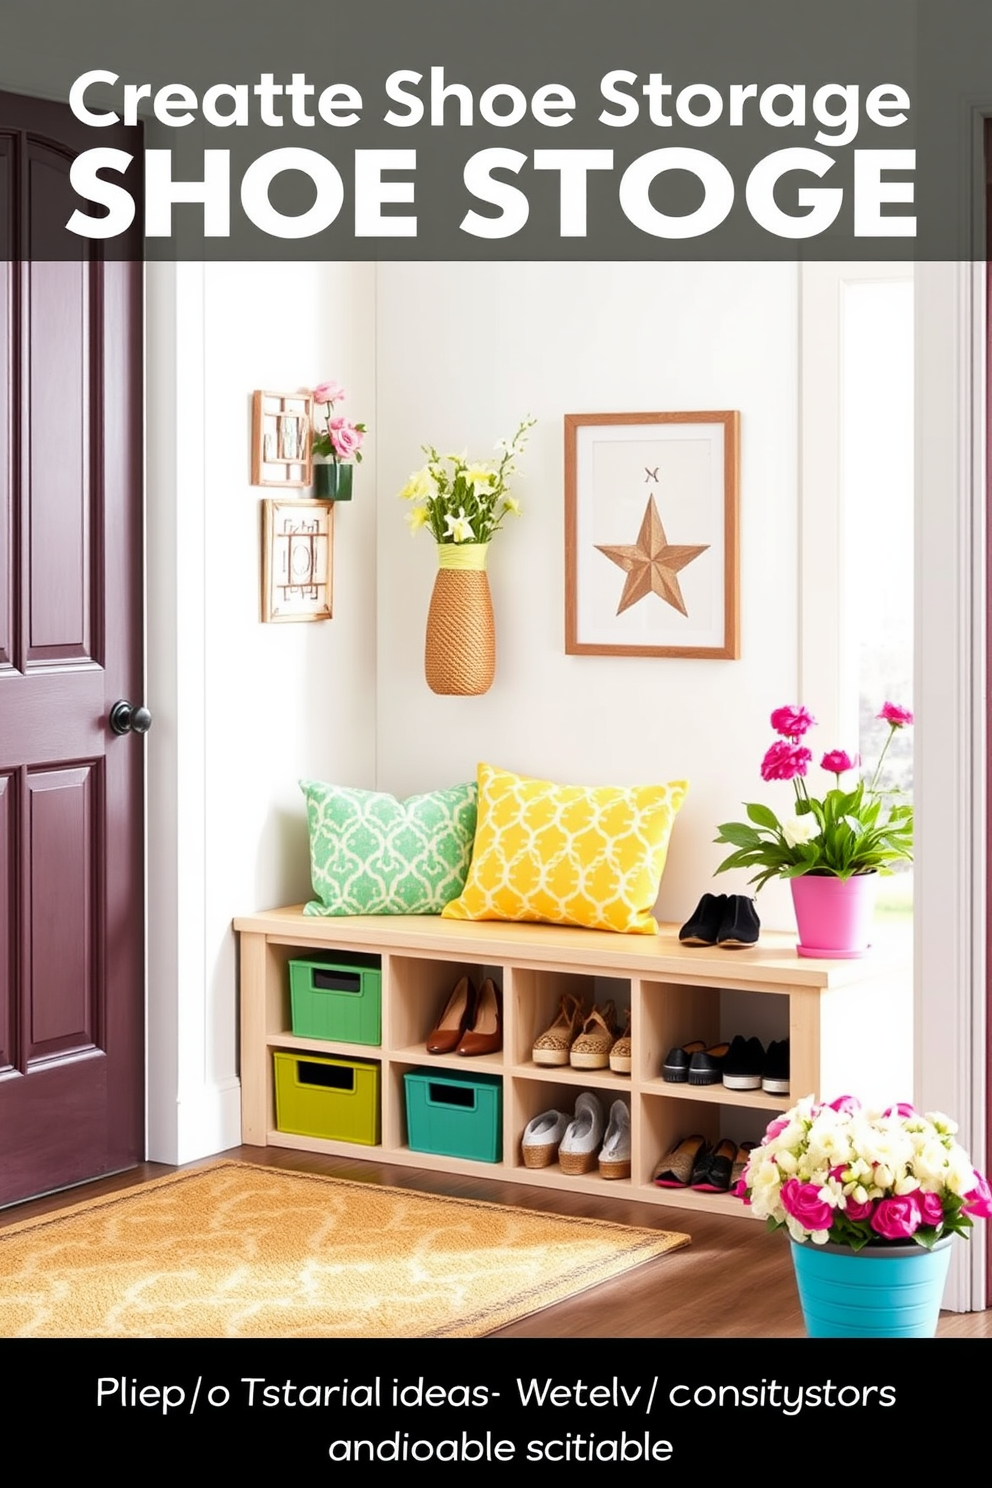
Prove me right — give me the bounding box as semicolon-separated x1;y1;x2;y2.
424;543;495;696
313;461;353;501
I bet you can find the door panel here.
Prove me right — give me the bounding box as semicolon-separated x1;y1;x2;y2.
0;92;144;1206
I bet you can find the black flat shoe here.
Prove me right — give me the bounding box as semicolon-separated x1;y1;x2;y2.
717;895;760;947
691;1136;737;1192
722;1035;765;1090
662;1040;706;1083
687;1042;731;1085
679;893;726;946
762;1039;790;1094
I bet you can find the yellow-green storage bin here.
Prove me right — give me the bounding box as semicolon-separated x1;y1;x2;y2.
288;954;381;1045
273;1051;380;1145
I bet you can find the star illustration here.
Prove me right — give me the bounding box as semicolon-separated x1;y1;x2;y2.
596;496;709;617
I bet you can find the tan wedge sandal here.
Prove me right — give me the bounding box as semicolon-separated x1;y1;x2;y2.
532;993;585;1066
569;1002;617;1070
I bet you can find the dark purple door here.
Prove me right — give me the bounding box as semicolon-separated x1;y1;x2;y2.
0;94;144;1206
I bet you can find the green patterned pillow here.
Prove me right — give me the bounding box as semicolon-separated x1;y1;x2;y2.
301;780;478;916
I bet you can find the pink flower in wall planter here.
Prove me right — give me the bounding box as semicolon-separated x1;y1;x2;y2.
310;380;367;501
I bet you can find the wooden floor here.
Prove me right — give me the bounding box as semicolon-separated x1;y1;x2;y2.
3;1146;989;1337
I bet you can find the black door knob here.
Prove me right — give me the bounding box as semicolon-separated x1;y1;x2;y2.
110;700;153;736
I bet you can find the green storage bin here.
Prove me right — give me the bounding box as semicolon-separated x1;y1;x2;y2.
404;1068;502;1163
289;954;381;1045
273;1050;380;1145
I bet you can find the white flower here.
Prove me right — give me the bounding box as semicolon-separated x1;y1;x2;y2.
782;814;821;848
444;508;475;543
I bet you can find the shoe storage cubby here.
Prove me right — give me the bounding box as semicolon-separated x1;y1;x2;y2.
236;908;911;1216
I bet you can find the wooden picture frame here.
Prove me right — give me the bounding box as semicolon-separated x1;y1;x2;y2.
261;499;333;622
251;390;314;487
564;410;740;659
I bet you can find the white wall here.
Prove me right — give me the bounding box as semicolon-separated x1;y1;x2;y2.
374;261;801;929
146;260;377;1162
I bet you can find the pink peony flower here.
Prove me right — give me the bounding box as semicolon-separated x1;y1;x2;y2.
826;1094;861;1113
844;1196;875;1222
878;701;914;727
771;705;817;738
963;1171;992;1220
870;1195;923;1241
313;380;345;406
760;741;812;782
328;418;364;460
882;1102;916;1119
821;749;857;775
780;1179;834;1233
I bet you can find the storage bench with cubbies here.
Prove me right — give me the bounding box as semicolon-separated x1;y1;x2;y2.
234;906;911;1217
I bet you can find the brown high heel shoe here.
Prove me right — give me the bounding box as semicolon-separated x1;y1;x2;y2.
425;975;476;1054
456;977;502;1056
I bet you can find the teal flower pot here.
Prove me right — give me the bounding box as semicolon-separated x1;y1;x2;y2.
791;1236;953;1337
313;461;353;501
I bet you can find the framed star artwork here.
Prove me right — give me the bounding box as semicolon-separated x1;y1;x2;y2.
564;410;740;659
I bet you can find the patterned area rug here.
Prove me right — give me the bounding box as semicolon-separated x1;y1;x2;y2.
0;1162;689;1338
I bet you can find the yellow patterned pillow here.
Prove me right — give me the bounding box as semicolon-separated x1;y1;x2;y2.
441;763;687;934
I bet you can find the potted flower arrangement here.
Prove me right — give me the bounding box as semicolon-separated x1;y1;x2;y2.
311;380;366;501
713;702;914;956
737;1095;992;1336
398;415;535;696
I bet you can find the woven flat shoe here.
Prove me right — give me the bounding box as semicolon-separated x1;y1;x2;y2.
569;1001;617;1069
609;1012;632;1075
598;1100;631;1179
559;1092;605;1175
521;1109;571;1169
532;993;585;1067
652;1134;708;1188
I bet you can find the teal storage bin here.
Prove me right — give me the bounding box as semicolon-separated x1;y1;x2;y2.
289;953;381;1045
273;1050;380;1145
404;1068;502;1163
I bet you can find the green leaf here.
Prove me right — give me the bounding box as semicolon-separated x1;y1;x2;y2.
714;822;764;849
746;802;780;830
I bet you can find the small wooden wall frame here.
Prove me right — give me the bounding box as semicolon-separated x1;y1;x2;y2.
261;498;333;622
564;410;740;659
251;390;314;487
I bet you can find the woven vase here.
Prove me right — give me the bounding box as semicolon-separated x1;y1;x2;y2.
424;543;495;696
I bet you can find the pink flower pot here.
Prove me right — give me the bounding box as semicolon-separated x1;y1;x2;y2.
789;873;877;959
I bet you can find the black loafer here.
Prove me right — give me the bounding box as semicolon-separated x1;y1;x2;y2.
762;1039;790;1094
717;895;760;947
688;1042;731;1085
662;1039;706;1083
722;1035;765;1090
679;893;726;946
690;1137;737;1192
